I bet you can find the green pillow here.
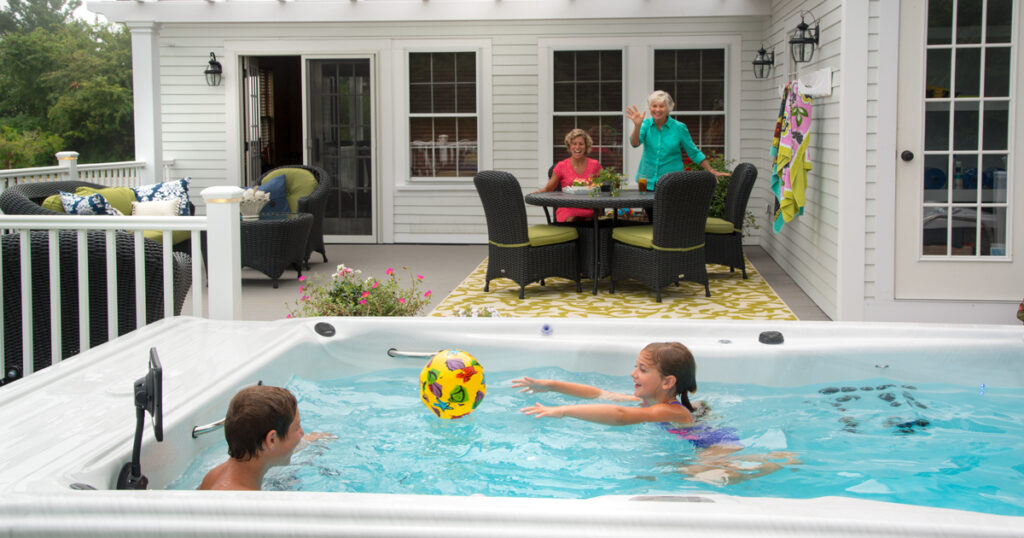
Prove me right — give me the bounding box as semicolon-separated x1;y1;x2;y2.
527;224;578;247
75;186;137;216
611;225;654;249
705;217;738;235
143;229;191;246
263;168;317;213
41;194;66;213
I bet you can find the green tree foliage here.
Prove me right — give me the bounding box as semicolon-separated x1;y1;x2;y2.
0;126;64;169
0;0;132;167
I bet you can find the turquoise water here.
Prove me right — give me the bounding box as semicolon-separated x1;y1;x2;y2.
171;367;1024;516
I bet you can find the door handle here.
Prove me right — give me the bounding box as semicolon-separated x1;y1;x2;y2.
900;150;914;162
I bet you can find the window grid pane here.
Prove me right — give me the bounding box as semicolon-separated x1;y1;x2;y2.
551;50;624;172
654;49;728;164
408;52;478;177
921;0;1011;257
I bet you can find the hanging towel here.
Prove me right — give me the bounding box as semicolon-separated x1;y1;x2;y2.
770;81;813;234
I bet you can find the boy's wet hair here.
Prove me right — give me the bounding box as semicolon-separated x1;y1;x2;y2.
224;386;297;461
643;342;696;411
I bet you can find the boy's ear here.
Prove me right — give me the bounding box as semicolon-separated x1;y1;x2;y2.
262;429;278;451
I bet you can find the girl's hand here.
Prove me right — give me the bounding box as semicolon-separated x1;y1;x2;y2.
520;402;565;418
625;105;646;128
511;376;552;394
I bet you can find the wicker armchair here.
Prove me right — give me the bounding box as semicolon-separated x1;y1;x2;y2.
705;163;757;278
2;230;191;379
609;171;716;301
473;170;581;299
259;165;331;267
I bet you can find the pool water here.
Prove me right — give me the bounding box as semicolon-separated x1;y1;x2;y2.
172;367;1024;516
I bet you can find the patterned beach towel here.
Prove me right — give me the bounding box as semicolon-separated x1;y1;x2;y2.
770;81;813;234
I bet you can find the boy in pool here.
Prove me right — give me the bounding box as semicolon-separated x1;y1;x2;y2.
199;385;329;490
512;342;797;486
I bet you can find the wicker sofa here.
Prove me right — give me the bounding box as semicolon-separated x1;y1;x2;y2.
1;229;191;382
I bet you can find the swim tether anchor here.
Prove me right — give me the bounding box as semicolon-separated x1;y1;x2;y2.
116;348;165;490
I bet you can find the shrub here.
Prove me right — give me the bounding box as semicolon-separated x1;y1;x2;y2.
287;264;431;317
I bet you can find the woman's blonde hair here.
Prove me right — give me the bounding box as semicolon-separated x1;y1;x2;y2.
563;128;593;153
648;90;675;112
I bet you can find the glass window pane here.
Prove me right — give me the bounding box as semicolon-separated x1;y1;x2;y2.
676;81;700;110
576;51;599;80
553;116;575;146
922;206;948;255
928;0;953;44
981;207;1007;256
952;103;978;150
924;102;950;151
553;52;573;82
433;83;456;113
984;47;1010;97
654;50;675;79
952;153;978;203
982;103;1008;150
600;51;621;80
950;207;978;256
703;115;725;147
599;81;621;111
576;82;599;111
986;0;1013;43
432;53;455;82
925;49;951;97
409;53;431;83
410;117;435;176
455;82;476;113
956;0;983;43
553;82;574;112
981;154;1008;203
702;49;725;79
409;83;432;113
677;50;700;75
923;154;949;203
455;117;477;176
455;52;475;82
701;81;724;111
433;117;457;176
954;48;981;97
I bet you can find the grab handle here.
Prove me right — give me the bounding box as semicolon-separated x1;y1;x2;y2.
192;418;224;438
387;348;440;359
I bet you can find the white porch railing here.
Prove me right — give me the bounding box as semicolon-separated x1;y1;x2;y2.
0;151;176;192
0;186;243;384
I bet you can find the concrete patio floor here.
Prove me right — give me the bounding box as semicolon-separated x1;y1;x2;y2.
182;244;830;321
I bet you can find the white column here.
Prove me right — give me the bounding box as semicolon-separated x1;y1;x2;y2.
201;186;243;320
55;151;79;181
127;22;162;184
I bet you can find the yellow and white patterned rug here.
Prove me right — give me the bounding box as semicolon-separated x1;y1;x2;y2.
430;258;797;320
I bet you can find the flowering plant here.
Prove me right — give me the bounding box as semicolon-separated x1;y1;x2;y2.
444;306;504;318
1017;298;1024;324
286;264;432;317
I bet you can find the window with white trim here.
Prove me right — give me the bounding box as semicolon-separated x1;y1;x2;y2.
550;50;623;172
409;51;478;178
654;48;726;163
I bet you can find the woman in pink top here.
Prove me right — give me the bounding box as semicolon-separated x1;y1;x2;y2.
536;128;602;222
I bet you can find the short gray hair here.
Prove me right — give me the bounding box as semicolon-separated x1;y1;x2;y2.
648;90;675;112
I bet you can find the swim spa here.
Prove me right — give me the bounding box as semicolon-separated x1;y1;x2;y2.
0;316;1021;536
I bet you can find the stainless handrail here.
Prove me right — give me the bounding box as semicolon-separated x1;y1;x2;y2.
386;348;440;359
192;418;225;438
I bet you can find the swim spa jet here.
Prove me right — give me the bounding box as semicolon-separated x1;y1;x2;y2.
116;348;164;490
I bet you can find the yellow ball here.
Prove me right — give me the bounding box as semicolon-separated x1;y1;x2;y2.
419;349;486;419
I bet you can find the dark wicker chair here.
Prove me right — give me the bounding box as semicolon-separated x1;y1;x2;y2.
2;230;191;381
259;165;331;268
705;162;758;279
609;171;716;301
473;170;581;299
0;180;196;254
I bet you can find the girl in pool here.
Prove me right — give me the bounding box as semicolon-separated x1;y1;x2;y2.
512;342;797;485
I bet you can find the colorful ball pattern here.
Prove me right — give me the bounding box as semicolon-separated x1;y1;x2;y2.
419;349;486;419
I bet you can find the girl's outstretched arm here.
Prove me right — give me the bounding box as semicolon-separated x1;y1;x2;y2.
521;402;691;426
511;376;636;401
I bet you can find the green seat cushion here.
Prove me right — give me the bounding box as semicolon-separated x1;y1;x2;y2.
41;194;66;213
528;224;578;247
612;225;654;249
75;186;137;216
262;168;317;213
143;229;191;246
705;217;738;234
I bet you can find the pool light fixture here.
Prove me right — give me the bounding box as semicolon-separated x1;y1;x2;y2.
205;52;223;87
753;45;775;79
789;11;820;63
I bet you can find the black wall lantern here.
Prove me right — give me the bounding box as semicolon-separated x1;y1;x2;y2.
205;52;223;87
789;12;820;63
752;46;775;79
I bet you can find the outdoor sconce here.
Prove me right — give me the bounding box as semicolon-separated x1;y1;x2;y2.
752;46;775;79
205;52;223;87
789;12;820;63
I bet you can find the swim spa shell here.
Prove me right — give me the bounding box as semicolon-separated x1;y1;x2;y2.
656;401;741;449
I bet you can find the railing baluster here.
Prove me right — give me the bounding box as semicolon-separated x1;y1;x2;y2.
18;230;34;376
190;230;204;316
77;230;90;354
48;231;62;364
162;232;173;320
105;230;118;342
134;231;147;330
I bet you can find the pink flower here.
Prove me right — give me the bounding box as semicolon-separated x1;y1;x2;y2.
299;286;304;294
360;299;367;305
424;290;432;298
298;275;305;282
301;295;309;301
372;281;379;288
361;291;370;298
399;298;406;304
416;275;424;280
286;314;292;319
386;267;394;275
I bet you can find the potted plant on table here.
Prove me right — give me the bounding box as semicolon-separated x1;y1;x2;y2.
591;167;625;197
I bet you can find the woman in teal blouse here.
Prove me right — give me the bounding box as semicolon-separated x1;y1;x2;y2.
626;90;730;190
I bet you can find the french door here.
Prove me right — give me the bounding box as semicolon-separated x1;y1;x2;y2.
307;58;375;241
895;0;1021;299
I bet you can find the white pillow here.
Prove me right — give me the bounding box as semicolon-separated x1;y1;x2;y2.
131;199;180;216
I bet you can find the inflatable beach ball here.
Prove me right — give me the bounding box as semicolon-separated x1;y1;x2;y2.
419;349;486;419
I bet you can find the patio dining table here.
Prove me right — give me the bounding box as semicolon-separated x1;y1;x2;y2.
525;190;654;294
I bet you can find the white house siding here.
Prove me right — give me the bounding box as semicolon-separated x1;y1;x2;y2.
148;17;769;244
756;0;844;320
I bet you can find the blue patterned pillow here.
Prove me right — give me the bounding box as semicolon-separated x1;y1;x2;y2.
132;176;191;216
59;191;124;216
258;174;288;215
